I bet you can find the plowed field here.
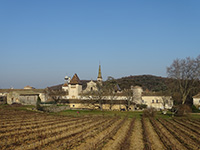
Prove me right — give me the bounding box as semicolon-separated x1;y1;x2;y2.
1;107;200;150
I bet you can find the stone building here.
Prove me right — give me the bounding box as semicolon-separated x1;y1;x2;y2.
58;64;173;110
62;64;103;99
1;64;174;110
68;74;82;99
83;80;98;93
0;89;46;105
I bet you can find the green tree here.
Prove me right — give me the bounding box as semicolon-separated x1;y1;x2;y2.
123;88;133;111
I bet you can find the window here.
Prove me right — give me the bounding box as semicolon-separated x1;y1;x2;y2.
199;100;200;103
73;105;75;107
152;100;154;103
142;100;144;103
156;100;158;103
91;87;93;91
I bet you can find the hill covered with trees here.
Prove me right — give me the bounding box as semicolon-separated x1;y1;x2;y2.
114;75;170;92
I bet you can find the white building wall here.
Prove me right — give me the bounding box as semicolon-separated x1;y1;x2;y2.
193;98;200;106
68;84;82;99
132;86;143;104
142;96;173;109
39;93;47;102
62;86;68;91
83;81;98;93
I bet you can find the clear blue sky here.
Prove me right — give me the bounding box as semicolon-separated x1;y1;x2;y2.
0;0;200;89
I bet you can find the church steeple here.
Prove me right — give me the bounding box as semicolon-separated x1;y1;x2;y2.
97;64;102;82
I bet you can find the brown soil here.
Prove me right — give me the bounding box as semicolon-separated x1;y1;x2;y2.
144;118;166;150
159;119;200;150
74;118;124;150
102;119;131;150
129;119;144;150
151;118;187;150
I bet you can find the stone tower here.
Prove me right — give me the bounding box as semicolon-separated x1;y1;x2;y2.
68;73;82;99
97;64;102;83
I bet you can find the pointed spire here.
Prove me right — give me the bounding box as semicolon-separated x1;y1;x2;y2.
98;64;102;79
97;64;102;83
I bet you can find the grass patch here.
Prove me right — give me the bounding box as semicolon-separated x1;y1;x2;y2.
0;104;35;111
2;104;199;120
156;111;174;119
188;113;200;119
56;109;143;118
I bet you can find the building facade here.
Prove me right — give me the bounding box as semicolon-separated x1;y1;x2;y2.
1;64;174;110
193;93;200;109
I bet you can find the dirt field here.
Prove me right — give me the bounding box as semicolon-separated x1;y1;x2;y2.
0;105;200;150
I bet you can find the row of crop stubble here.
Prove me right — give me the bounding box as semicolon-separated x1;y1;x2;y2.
0;108;200;150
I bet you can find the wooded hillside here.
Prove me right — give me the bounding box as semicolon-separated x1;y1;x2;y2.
114;75;170;92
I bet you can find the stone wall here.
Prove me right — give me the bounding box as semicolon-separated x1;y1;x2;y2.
42;105;70;112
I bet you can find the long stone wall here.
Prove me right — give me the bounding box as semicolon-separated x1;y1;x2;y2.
42;105;70;112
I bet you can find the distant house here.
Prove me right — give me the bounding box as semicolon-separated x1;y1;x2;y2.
193;93;200;109
0;89;46;105
142;95;173;110
24;85;35;90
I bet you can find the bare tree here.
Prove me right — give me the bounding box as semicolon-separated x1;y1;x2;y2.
167;55;200;104
105;76;117;110
81;83;105;110
44;88;68;103
123;88;133;111
161;96;172;114
96;82;105;110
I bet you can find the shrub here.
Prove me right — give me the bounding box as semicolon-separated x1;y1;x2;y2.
40;101;56;104
136;104;147;110
143;108;157;117
175;104;192;116
36;97;43;111
191;105;200;113
11;103;22;107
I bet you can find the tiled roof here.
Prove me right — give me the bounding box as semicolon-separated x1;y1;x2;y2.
193;93;200;98
63;83;68;87
69;74;82;85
